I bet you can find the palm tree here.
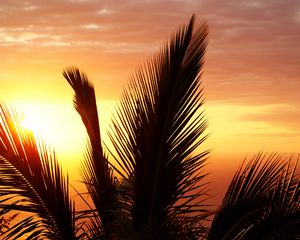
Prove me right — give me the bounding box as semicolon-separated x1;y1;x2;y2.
0;15;299;239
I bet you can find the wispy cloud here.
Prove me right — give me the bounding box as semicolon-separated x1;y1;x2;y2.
0;0;299;105
237;104;300;132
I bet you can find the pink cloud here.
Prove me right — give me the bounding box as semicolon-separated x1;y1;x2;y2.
0;0;299;106
237;104;300;132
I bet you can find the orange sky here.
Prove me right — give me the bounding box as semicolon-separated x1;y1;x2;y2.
1;0;300;204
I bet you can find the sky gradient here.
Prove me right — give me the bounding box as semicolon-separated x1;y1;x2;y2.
1;0;300;204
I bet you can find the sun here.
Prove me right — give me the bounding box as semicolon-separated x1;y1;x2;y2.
17;104;59;144
15;103;88;158
15;101;117;168
20;113;43;134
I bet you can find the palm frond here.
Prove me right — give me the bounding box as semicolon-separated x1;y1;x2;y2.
0;104;76;239
63;67;118;237
109;15;210;237
207;153;300;240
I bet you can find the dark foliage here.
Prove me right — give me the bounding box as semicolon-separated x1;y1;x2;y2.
208;153;300;240
108;15;210;238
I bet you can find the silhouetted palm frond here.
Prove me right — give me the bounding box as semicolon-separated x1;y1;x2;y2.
208;153;300;240
109;15;210;238
0;104;76;240
63;67;118;238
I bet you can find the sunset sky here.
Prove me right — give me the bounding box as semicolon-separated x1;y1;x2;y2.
1;0;300;203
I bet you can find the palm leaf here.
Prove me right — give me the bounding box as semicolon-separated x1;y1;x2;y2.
63;67;118;238
109;15;210;238
0;104;76;239
207;153;300;240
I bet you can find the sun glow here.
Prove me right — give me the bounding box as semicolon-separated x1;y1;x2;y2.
15;101;117;166
20;112;44;134
14;103;87;169
17;104;66;145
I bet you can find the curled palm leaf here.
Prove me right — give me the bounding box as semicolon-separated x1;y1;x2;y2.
63;67;119;238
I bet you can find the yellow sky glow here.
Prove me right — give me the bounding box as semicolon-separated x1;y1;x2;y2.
1;1;299;205
15;101;116;179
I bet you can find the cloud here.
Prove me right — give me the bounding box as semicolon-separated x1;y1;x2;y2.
236;132;300;138
0;0;299;105
237;104;300;132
